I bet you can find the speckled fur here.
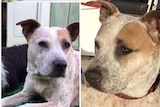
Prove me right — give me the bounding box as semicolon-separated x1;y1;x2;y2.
2;20;79;107
82;1;160;107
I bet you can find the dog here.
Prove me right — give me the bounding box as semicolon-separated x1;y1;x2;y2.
2;44;28;92
2;19;79;107
82;1;160;107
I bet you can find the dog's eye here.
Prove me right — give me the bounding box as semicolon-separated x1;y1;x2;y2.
115;45;133;57
63;41;70;49
38;41;48;48
119;46;133;55
115;39;133;57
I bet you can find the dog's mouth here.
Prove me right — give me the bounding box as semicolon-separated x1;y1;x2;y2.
34;70;66;80
35;59;67;79
85;67;127;93
34;74;65;80
35;74;52;80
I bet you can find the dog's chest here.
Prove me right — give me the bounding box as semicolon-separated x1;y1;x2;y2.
33;77;77;102
33;78;64;97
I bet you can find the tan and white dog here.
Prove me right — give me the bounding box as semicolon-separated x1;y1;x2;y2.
2;19;79;107
82;1;160;107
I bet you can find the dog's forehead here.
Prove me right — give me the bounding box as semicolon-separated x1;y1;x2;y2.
95;15;138;45
116;21;154;53
30;26;71;42
57;28;71;42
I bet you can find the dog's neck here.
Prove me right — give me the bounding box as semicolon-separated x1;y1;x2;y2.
115;74;160;100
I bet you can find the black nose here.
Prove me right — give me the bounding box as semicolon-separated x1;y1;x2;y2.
85;69;101;89
52;60;67;77
54;60;67;69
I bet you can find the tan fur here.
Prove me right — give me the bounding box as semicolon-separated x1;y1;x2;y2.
116;22;154;55
57;29;72;43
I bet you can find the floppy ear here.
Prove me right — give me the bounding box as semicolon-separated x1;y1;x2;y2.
66;22;79;42
87;0;119;23
16;19;40;41
141;11;160;44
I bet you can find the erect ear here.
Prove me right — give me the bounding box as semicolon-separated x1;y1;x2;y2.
140;11;160;44
87;0;119;23
66;22;79;42
16;19;40;41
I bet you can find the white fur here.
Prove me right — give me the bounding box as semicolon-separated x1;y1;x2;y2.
2;25;79;107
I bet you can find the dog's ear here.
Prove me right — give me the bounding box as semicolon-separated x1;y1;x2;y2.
66;22;79;42
141;11;160;44
87;0;119;23
16;19;40;41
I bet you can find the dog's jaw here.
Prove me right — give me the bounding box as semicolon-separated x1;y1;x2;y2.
35;75;52;80
115;74;160;100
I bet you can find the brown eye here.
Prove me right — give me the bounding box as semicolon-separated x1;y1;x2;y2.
62;39;70;49
120;46;133;55
116;45;133;56
115;39;133;57
64;41;70;48
38;41;48;48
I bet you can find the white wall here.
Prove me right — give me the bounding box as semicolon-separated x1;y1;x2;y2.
81;5;101;56
7;2;50;46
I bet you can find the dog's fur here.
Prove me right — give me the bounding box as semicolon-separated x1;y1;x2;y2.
2;44;28;92
82;1;160;107
2;19;79;107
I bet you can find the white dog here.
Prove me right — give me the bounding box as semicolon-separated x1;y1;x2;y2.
2;19;79;107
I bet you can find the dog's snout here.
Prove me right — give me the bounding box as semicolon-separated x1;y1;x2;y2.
51;60;67;77
53;60;67;69
85;69;101;89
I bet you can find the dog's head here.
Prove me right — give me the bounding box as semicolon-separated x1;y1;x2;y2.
17;19;79;79
85;1;160;98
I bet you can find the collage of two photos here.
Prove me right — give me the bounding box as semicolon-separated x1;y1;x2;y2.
1;0;160;107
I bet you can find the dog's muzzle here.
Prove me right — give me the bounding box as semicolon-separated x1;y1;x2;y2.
85;68;102;90
50;59;67;77
36;59;67;79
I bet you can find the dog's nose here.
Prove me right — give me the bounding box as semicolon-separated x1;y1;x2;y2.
54;60;67;69
52;60;67;77
85;69;101;89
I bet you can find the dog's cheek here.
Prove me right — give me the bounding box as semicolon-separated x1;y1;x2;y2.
28;45;40;62
120;53;150;79
27;43;43;73
99;68;127;93
35;55;53;76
